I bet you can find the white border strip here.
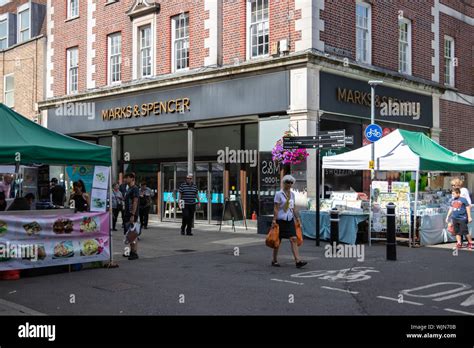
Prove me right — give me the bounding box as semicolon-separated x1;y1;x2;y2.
322;286;359;294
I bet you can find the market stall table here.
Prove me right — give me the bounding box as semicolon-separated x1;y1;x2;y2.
300;210;369;245
419;209;473;246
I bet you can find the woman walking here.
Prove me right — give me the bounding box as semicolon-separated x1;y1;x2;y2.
271;175;307;268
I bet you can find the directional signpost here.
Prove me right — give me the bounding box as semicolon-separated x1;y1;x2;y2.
283;130;352;247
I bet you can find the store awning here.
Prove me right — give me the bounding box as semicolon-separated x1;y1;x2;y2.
0;104;111;166
460;148;474;160
323;129;474;172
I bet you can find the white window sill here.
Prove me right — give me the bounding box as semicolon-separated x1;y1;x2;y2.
65;16;80;23
108;81;122;87
173;67;189;74
105;0;118;5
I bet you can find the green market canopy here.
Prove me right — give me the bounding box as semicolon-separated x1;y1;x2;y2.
323;129;474;172
0;104;111;166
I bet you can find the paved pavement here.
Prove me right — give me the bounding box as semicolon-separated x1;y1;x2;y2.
0;219;473;316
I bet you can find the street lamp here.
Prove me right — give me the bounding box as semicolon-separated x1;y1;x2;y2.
368;80;383;179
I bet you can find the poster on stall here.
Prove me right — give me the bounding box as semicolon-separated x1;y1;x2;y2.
92;166;110;190
66;165;94;193
0;212;110;271
90;188;108;212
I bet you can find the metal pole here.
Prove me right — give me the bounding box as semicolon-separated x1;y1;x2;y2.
370;84;375;181
316;148;320;246
412;170;420;248
386;202;397;260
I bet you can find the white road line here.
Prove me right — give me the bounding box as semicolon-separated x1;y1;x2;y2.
270;278;304;286
444;308;474;316
321;286;359;294
377;296;423;306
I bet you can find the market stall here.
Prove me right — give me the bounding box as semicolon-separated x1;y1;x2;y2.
321;129;474;246
0;104;112;272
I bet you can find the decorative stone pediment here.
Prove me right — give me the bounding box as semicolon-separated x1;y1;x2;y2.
126;0;160;19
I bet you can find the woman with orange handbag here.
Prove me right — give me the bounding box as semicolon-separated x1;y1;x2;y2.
271;175;307;268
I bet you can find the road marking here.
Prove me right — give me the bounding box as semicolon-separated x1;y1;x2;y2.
321;286;359;294
400;282;470;298
444;308;474;316
433;290;474;303
271;278;304;286
377;296;423;306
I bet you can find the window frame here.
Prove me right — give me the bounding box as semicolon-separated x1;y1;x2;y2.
246;0;270;60
0;15;8;50
171;12;190;72
107;32;122;85
4;73;14;108
66;47;79;95
355;1;371;64
398;17;412;75
132;13;155;80
17;3;31;43
444;36;455;87
67;0;79;20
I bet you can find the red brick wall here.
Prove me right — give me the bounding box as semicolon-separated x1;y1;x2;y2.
321;0;435;81
440;0;474;18
440;100;474;152
51;0;88;96
222;0;246;65
222;0;299;65
439;13;474;95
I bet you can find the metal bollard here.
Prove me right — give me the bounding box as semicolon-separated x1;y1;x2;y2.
330;208;339;244
386;202;397;261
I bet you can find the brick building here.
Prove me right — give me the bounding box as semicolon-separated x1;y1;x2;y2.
0;0;46;122
39;0;474;223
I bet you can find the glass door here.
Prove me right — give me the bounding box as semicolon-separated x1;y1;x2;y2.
194;163;209;223
210;162;224;222
162;164;177;221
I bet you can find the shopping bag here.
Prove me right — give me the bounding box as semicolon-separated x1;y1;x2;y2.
295;220;303;246
447;222;455;236
125;222;141;244
265;224;280;249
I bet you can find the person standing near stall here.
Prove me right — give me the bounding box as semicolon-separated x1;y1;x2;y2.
111;183;124;231
70;181;90;212
139;182;152;230
446;187;473;250
123;173;140;260
451;177;472;205
271;175;307;268
50;178;66;206
0;174;13;198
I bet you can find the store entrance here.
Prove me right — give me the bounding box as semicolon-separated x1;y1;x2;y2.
161;162;224;224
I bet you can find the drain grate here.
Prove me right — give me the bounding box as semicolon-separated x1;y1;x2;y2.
175;249;196;253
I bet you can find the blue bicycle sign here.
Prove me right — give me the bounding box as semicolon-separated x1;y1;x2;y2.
365;124;383;142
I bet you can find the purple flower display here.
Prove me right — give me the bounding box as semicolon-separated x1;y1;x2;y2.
272;131;310;165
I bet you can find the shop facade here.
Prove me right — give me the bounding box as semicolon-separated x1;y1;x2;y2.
45;65;291;224
42;53;446;225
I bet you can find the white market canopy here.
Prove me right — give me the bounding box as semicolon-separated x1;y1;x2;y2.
323;129;474;172
460;148;474;160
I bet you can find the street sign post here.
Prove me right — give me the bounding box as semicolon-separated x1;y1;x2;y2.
282;129;352;247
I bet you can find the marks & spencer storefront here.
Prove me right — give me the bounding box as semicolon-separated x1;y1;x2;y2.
45;70;291;225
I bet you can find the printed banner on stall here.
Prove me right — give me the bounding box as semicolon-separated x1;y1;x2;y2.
0;212;110;271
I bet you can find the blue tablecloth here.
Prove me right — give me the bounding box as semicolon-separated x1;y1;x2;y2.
300;210;369;245
420;213;472;246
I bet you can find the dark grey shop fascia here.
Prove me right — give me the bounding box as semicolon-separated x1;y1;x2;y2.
47;71;289;135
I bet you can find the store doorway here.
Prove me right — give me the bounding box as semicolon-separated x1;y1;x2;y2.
161;162;224;224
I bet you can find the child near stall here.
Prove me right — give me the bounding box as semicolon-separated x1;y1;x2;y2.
446;188;473;250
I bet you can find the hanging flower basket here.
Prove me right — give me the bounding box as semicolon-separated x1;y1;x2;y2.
272;131;310;165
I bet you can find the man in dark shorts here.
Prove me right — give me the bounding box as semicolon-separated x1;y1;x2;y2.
178;173;200;236
123;173;140;260
446;187;473;249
